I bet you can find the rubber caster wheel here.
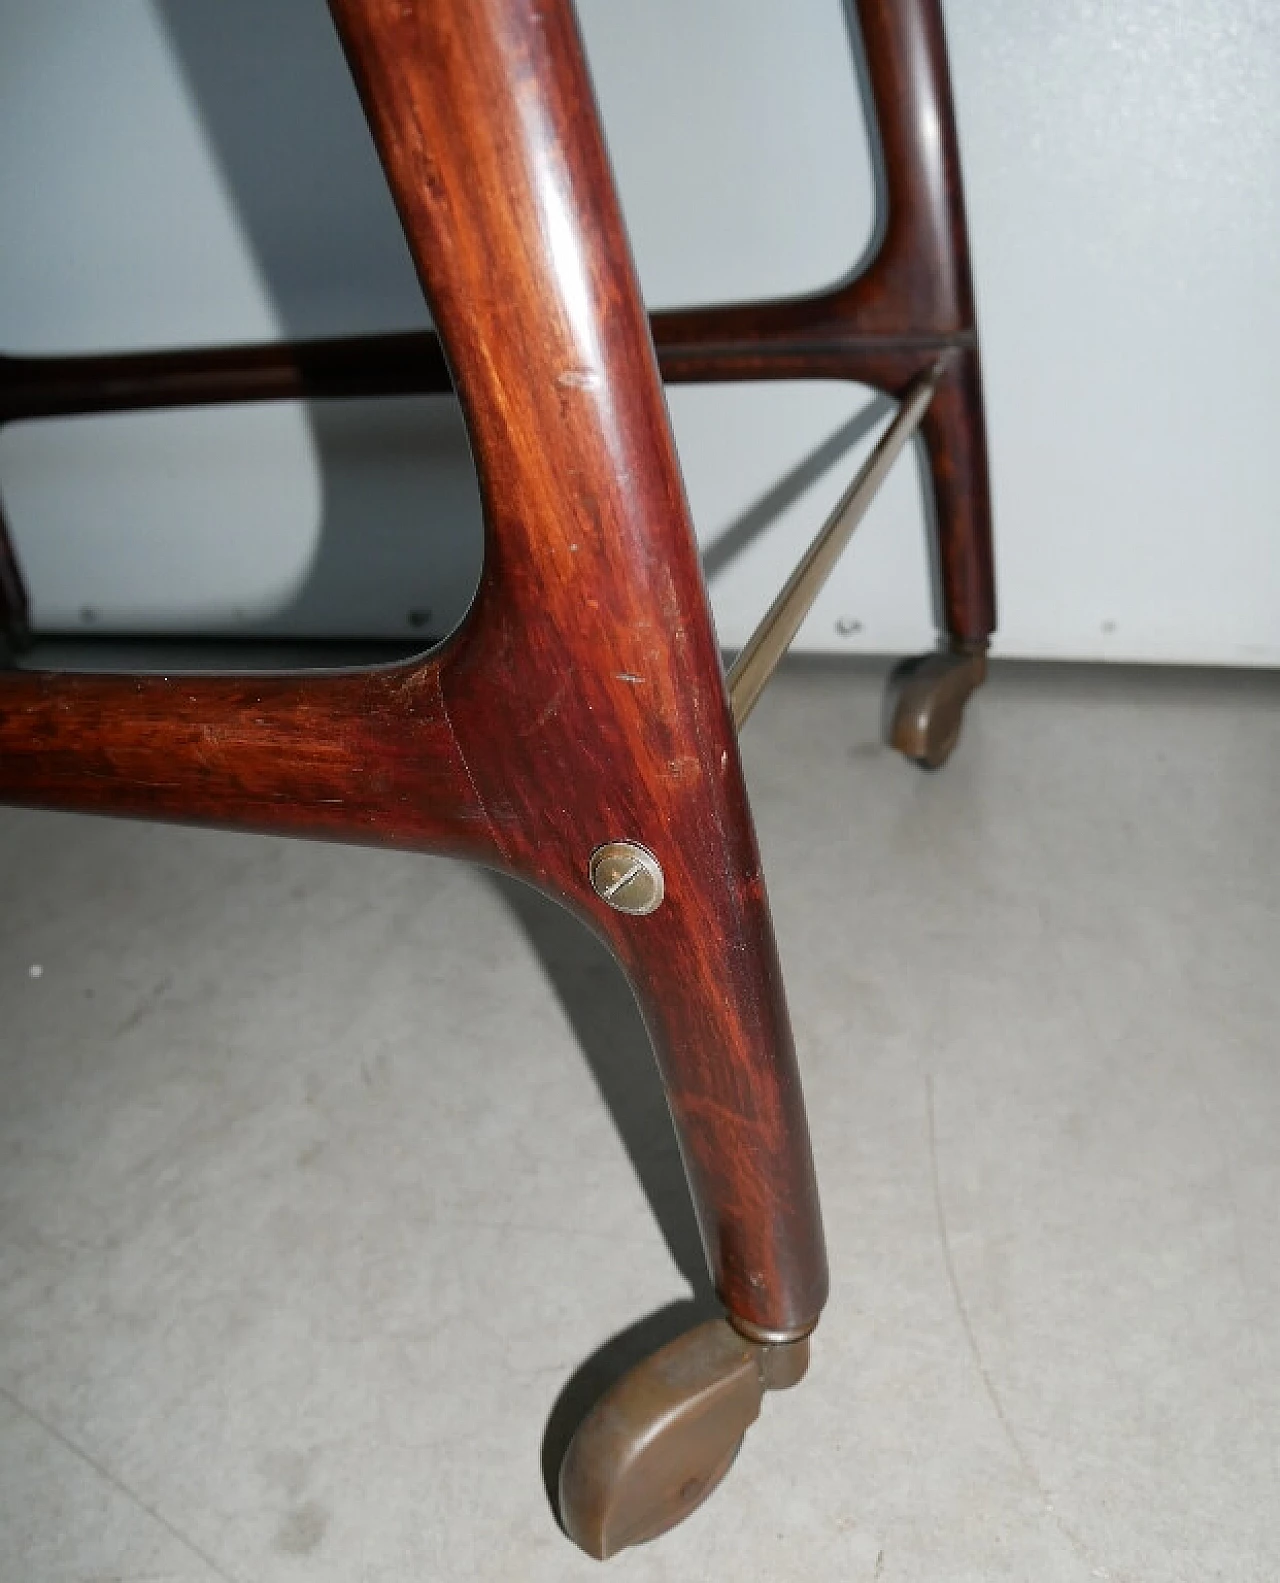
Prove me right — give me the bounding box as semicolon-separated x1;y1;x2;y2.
885;646;987;770
558;1318;810;1560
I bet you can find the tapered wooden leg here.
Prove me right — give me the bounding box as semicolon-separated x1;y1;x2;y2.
329;0;826;1555
919;350;996;651
886;346;994;767
847;0;996;767
663;0;998;770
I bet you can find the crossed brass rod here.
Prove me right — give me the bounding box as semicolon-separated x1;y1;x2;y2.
726;359;944;730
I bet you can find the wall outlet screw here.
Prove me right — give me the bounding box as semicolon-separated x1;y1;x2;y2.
589;841;665;915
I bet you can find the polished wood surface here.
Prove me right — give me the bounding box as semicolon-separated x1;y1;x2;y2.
0;0;829;1344
0;663;482;843
330;0;827;1338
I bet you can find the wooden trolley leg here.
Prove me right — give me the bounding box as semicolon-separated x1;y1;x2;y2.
884;345;994;767
849;0;997;765
327;0;827;1555
920;348;997;650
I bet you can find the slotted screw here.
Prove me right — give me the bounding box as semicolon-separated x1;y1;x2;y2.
589;841;665;916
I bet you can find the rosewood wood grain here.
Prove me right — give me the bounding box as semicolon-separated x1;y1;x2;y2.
0;0;829;1345
0;661;488;848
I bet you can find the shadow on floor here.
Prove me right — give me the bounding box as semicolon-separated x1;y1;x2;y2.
490;874;721;1521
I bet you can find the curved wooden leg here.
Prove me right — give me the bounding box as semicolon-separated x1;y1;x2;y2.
612;0;1004;773
328;0;828;1553
843;0;996;768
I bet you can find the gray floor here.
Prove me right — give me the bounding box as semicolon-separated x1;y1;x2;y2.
2;659;1278;1582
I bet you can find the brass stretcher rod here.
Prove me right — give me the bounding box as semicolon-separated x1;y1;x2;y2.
726;357;944;730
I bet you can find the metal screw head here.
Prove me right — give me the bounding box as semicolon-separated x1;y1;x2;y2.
589;841;665;916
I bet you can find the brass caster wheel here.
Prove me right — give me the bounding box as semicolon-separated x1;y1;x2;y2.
558;1317;810;1560
885;645;987;770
